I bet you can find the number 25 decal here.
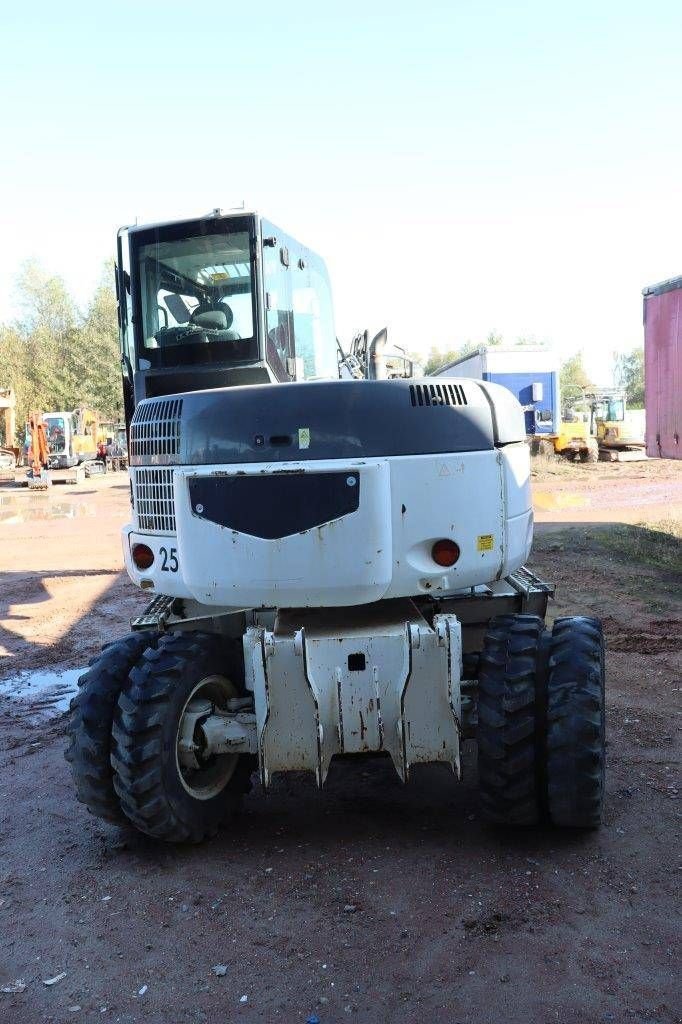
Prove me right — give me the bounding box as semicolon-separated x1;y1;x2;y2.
160;547;178;573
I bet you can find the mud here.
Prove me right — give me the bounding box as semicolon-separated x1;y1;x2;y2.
532;457;682;524
0;466;680;1024
0;667;81;718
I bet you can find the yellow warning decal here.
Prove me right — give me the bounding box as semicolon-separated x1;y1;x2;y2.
298;427;310;450
477;534;495;552
210;272;230;282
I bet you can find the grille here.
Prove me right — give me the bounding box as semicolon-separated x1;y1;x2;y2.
409;382;467;407
129;398;183;462
133;468;176;533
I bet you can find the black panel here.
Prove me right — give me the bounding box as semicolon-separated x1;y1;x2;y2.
176;379;498;466
188;471;360;539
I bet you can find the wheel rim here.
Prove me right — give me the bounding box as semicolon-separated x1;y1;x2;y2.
175;674;239;800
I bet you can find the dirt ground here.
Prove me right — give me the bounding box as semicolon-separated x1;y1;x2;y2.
1;462;680;1024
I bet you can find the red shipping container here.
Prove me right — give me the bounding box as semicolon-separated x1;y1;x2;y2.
642;276;682;459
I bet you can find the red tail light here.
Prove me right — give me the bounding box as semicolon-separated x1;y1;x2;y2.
431;539;460;567
132;543;154;570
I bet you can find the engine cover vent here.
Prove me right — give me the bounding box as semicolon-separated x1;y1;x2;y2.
130;398;183;464
409;383;467;408
133;467;176;533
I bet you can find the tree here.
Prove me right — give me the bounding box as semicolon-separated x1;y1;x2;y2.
560;351;592;391
423;332;504;375
0;260;122;444
424;342;476;375
614;347;645;407
76;264;122;417
559;351;593;415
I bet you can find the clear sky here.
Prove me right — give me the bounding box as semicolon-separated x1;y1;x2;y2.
2;1;681;382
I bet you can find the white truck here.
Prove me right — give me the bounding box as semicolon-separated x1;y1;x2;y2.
66;210;605;842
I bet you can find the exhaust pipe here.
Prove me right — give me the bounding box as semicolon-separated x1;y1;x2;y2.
368;327;388;380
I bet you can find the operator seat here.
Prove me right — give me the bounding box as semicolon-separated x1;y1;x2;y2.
190;301;241;340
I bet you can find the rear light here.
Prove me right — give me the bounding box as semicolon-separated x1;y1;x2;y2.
431;539;460;567
132;543;154;570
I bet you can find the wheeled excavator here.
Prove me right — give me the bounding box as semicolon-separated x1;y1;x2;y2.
66;209;605;842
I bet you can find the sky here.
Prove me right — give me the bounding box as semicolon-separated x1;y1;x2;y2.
2;1;681;384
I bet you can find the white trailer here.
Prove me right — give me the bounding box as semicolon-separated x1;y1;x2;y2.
434;347;561;438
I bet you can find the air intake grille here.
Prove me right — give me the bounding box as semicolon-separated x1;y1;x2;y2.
409;383;467;407
130;398;183;462
133;468;176;533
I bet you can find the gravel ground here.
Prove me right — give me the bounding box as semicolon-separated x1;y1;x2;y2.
0;467;680;1024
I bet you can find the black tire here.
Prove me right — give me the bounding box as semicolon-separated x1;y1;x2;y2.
477;614;546;826
580;440;599;464
65;631;160;822
111;632;255;843
546;617;605;827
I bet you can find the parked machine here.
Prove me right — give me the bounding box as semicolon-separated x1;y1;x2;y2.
66;209;605;843
40;407;98;469
434;347;599;462
583;388;646;461
24;407;99;485
25;410;50;489
97;421;128;471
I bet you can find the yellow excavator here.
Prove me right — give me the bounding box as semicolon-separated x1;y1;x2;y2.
547;387;645;463
583;388;646;461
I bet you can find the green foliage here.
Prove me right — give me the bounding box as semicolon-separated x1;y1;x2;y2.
0;261;121;445
424;342;476;375
559;351;592;405
423;331;507;375
615;347;645;408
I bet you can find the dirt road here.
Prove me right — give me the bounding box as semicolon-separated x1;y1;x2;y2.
1;465;680;1024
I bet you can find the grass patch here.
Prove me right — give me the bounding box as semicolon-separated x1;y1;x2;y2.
595;519;682;573
536;519;682;574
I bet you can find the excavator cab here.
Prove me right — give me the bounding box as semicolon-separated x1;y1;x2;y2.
116;210;338;428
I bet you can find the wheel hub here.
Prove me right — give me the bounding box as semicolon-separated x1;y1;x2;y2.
175;675;240;800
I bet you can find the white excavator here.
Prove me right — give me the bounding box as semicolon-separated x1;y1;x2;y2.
66;209;605;842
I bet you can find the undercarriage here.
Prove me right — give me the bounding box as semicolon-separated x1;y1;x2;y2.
66;569;605;842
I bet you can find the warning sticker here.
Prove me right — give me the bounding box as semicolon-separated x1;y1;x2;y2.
298;427;310;450
477;534;495;552
209;272;230;282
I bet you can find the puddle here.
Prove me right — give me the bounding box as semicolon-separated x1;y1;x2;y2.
533;490;590;511
0;667;82;718
0;493;97;524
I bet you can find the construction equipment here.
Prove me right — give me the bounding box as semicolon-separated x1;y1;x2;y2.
582;388;646;461
65;209;605;842
40;407;99;469
97;421;128;471
23;407;100;485
26;410;50;489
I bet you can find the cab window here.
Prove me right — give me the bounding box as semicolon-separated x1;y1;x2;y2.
292;258;337;380
262;234;294;380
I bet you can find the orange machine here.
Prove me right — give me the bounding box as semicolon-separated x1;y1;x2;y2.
27;410;50;483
